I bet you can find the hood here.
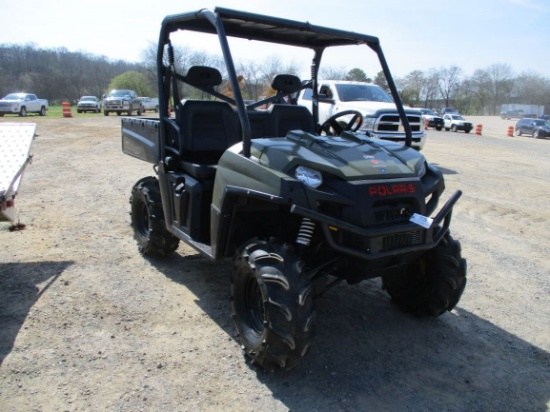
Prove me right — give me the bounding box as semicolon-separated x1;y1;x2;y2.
251;130;425;181
337;101;420;117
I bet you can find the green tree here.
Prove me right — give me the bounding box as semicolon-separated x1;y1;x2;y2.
345;67;371;83
107;71;152;96
373;71;389;92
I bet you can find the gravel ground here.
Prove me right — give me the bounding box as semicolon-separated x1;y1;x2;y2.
0;114;549;412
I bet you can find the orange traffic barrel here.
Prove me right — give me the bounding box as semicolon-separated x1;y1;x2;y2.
507;126;514;137
475;124;482;135
62;101;72;118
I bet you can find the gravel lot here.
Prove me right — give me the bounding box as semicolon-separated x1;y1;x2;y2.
0;114;549;411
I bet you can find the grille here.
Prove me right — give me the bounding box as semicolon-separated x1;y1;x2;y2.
381;230;423;250
374;207;411;223
376;114;422;133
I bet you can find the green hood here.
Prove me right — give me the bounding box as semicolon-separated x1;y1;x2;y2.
251;130;425;180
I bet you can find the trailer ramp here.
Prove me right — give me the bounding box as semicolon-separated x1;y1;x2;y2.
0;123;36;222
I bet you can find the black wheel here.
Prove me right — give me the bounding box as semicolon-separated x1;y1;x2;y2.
117;111;122;116
451;124;457;132
19;106;27;117
319;110;363;136
516;128;522;136
130;176;179;257
137;106;143;116
465;129;471;134
445;127;450;131
382;232;467;317
154;106;159;113
436;125;442;131
231;238;315;371
104;111;109;116
39;106;46;116
534;130;540;139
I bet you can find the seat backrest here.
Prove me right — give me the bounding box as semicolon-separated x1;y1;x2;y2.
266;104;316;137
176;100;240;163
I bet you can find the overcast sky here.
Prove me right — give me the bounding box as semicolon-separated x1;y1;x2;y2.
2;0;549;79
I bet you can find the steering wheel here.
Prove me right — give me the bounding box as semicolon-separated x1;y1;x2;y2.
319;110;364;136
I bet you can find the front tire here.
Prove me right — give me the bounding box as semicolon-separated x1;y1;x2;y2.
382;232;467;317
516;128;522;136
19;107;27;117
130;176;179;257
231;238;315;371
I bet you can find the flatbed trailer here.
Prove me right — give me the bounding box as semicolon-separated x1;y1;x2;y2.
0;123;36;222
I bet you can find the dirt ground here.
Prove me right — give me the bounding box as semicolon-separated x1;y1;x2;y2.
0;114;549;412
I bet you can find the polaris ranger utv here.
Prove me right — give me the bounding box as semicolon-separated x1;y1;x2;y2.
122;7;467;371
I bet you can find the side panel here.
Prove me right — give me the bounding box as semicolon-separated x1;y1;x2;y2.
121;117;160;164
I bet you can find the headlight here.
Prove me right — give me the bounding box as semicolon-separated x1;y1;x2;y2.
363;117;375;130
295;166;323;189
417;162;427;178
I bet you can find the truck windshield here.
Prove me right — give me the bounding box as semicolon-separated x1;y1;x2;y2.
108;90;132;97
335;84;393;103
3;93;25;100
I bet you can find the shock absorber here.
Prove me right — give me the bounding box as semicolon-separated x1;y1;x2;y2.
296;218;316;247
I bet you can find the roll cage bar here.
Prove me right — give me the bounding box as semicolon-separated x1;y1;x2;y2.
156;7;412;158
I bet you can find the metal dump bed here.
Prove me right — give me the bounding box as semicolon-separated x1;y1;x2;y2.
0;123;36;222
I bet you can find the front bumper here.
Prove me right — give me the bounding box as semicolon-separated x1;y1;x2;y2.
291;189;461;260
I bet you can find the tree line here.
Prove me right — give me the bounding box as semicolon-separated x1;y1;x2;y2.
1;43;549;116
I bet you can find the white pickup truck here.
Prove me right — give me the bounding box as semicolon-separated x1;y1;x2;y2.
297;80;426;150
0;93;48;117
138;97;159;113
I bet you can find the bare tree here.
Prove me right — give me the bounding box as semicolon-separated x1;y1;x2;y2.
438;65;462;108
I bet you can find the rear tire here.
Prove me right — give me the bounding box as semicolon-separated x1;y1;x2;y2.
383;232;467;317
451;124;457;132
19;107;27;117
39;106;46;116
231;238;315;371
130;176;179;257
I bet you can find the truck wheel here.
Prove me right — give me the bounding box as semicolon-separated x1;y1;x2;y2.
451;125;457;132
19;107;27;117
436;126;442;131
39;106;46;116
117;111;122;116
516;128;522;136
382;232;467;317
104;111;109;116
231;238;315;371
444;127;450;131
137;107;143;116
130;176;179;257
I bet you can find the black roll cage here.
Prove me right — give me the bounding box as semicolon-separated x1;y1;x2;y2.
156;7;412;159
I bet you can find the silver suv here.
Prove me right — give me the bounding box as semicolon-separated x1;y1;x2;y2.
103;89;142;116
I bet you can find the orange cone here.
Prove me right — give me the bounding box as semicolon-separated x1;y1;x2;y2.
475;124;482;135
507;126;514;137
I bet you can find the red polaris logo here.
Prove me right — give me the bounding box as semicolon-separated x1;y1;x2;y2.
369;183;416;197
